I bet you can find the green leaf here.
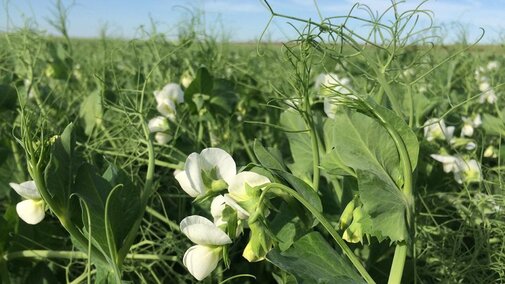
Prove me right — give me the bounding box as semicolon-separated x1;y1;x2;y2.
185;67;213;112
276;171;322;213
79;89;103;136
267;232;366;284
357;170;409;242
105;172;141;251
253;140;286;171
326;111;413;242
280;110;312;179
73;163;112;256
44;123;77;214
482;113;505;136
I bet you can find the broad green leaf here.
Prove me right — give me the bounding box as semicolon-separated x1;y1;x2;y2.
253;140;286;171
74;163;112;256
280;110;312;179
357;169;409;242
79;89;103;136
276;171;322;213
326;111;416;242
267;231;366;284
44;123;76;214
185;66;213;111
105;169;141;251
482;113;505;136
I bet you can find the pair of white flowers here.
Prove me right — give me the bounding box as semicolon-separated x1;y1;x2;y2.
424;117;480;150
9;181;45;225
430;154;481;184
175;148;270;280
148;83;184;144
475;62;499;104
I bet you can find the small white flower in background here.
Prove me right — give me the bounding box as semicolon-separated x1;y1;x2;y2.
487;60;499;71
180;71;193;88
154;83;184;121
461;114;482;137
315;73;353;118
180;215;232;281
484;145;498;158
454;159;481;184
9;181;45;225
154;132;172;145
430;154;460;173
478;81;498;104
174;148;236;198
148;116;169;133
423;118;455;142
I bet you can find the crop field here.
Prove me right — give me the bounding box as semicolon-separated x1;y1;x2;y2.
1;1;505;283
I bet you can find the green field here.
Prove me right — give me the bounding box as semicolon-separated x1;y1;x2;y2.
1;2;505;283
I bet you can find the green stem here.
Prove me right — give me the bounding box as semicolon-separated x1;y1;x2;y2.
0;253;10;284
145;206;180;232
3;250;177;262
239;131;258;164
263;183;375;284
387;243;407;284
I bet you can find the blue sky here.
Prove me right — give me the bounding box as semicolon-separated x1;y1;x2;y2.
1;0;504;43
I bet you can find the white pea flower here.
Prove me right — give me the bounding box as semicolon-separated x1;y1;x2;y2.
180;72;193;88
211;195;246;237
148;116;169;133
423;118;455;142
227;171;271;218
180;215;232;281
454;159;481;184
461;114;482;137
478;81;498;104
154;132;172;145
9;181;45;225
430;154;460;173
315;73;352;118
174;148;236;198
484;145;498;158
154;83;184;121
487;61;499;71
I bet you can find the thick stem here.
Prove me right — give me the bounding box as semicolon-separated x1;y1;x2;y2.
0;254;10;284
263;183;375;284
387;243;408;284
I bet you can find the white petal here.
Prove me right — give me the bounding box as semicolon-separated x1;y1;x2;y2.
185;153;205;196
473;114;482;127
323;97;337;119
180;215;232;245
148;116;169;133
461;125;474;137
16;199;45;225
154;132;172;145
10;181;40;200
210;195;227;220
430;154;457;164
183;245;220;281
228;171;270;202
156;100;177;118
174;170;200;197
162;83;184;104
224;194;250;219
200;148;236;184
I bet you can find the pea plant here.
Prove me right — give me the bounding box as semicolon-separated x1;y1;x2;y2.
1;0;504;283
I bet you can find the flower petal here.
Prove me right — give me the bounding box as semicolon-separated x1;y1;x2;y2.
16;199;45;225
228;171;270;202
200;148;236;184
148;116;169;133
180;215;232;245
185;153;205;196
183;245;220;281
174;170;200;197
224;194;250;219
9;181;40;200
